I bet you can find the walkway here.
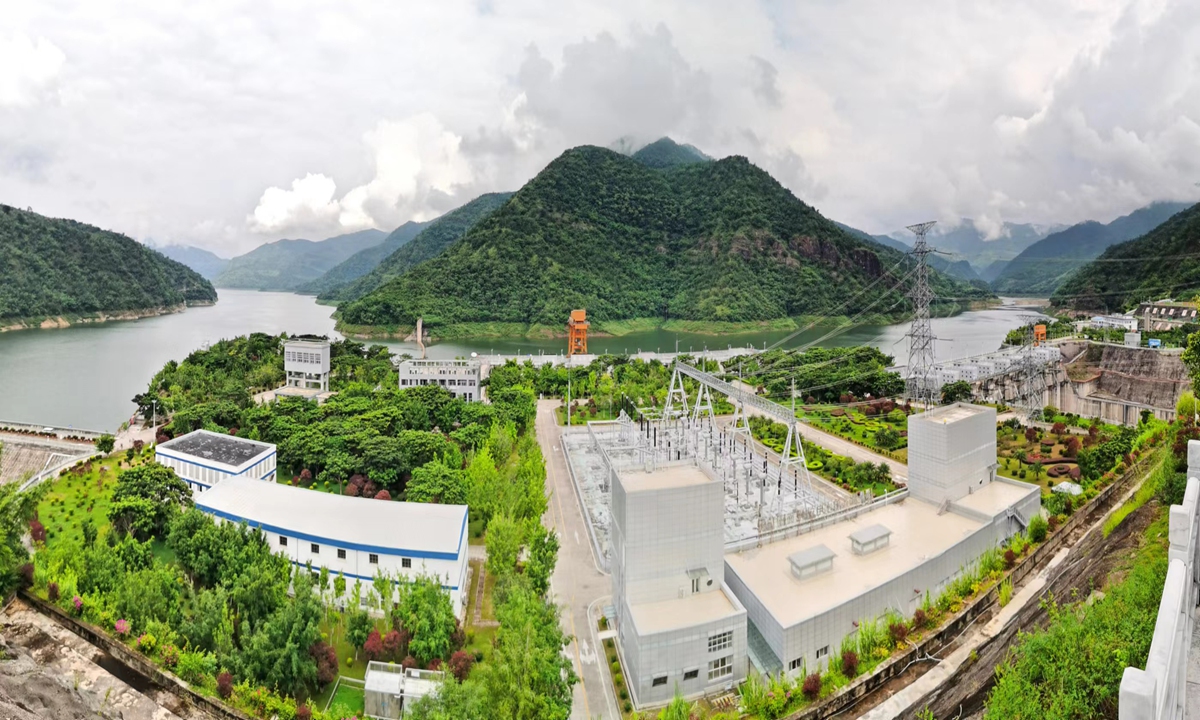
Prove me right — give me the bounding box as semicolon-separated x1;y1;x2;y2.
536;400;617;720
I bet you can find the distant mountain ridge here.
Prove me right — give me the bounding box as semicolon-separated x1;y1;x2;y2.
0;205;216;325
992;202;1192;296
338;144;990;336
157;245;229;281
296;220;430;296
214;228;388;291
1054;201;1200;312
886;219;1060;276
631;137;711;169
320;192;514;304
834;221;984;286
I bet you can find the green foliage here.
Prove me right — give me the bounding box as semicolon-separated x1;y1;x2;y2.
95;434;115;453
393;574;458;667
214;228;386;292
735;346;904;402
940;380;973;404
631;137;711;169
985;511;1170;718
0;204;216;322
1027;514;1048;544
323;192;513;304
339;147;986;331
1053;201;1200;312
481;582;576;720
407;459;467;504
0;481;44;592
524;524;559;598
485;515;522;580
108;462;192;541
297;220;430;296
237;571;323;697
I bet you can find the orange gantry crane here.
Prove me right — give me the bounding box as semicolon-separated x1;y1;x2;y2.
568;309;588;356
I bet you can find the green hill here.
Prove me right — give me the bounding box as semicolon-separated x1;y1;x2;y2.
0;205;216;325
993;202;1191;296
631;137;711;169
157;245;229;280
1053;201;1200;312
338;146;989;337
296;220;429;296
320;192;513;304
214;228;387;291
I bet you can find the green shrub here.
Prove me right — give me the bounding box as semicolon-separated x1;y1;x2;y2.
1027;515;1048;544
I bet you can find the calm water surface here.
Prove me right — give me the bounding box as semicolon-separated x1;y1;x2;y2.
0;290;1040;431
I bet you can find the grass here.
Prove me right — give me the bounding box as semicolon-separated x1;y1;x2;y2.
330;682;365;714
36;454;131;545
1104;448;1170;538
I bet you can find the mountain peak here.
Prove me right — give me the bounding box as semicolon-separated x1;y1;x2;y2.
631;137;712;169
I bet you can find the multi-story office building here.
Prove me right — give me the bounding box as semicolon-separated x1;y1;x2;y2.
284;338;331;391
397;359;481;401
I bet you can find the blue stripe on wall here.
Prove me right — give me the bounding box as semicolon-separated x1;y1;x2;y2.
290;560;458;592
156;449;276;476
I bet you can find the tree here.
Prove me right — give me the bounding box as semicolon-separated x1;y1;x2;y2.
364;628;385;661
407;459;467;505
1024;426;1038;444
96;434;116;453
405;678;489;719
448;650;475;681
485;515;522;580
393;574;457;666
1032;462;1043;482
238;572;323;697
490;386;537;432
524;524;559;598
109;462;192;541
874;426;900;450
1065;436;1081;458
346;609;373;655
0;482;44;592
1051;422;1066;436
80;518;97;548
334;572;347;606
940;380;972;404
482;584;576;720
1177;391;1197;421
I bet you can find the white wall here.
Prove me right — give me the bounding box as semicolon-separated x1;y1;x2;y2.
155;449;277;491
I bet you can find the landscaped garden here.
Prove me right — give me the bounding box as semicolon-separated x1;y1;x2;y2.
747;415;899;496
797;398;912;462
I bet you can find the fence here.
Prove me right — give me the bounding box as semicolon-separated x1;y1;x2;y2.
1117;440;1200;720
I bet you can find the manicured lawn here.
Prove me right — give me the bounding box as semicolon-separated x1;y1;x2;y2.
330;683;365;714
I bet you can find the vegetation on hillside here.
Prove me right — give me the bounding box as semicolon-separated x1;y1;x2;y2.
214;229;386;291
340;147;988;334
0;205;216;322
321;193;513;304
1054;202;1200;312
630;136;711;169
297;220;429;296
732;346;903;401
993;202;1191;296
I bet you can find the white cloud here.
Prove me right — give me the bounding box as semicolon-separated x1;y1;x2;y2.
0;34;64;107
249;173;339;235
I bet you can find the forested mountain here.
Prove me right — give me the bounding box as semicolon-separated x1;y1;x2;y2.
886;219;1058;276
992;202;1191;296
834;222;984;286
296;220;429;296
338;146;989;335
1054;202;1200;312
157;245;229;280
0;205;216;324
214;228;387;291
631;137;711;169
319;192;513;304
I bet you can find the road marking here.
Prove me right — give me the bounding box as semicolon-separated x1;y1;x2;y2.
574;530;581;546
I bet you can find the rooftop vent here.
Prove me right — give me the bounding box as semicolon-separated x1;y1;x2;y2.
849;524;892;555
788;544;834;580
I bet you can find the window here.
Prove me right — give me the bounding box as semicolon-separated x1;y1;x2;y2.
402;558;411;569
708;656;732;681
311;543;320;554
369;553;379;564
278;536;287;547
691;577;700;594
337;549;346;560
708;631;732;653
816;645;829;660
789;658;804;671
683;669;698;681
652;676;668;687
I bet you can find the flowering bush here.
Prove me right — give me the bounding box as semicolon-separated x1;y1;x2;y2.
160;643;179;667
374;489;392;501
114;619;131;637
72;596;83;615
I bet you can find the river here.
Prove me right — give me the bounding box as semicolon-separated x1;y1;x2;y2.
0;290;1041;431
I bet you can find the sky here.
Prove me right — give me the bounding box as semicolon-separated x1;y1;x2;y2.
2;0;1200;257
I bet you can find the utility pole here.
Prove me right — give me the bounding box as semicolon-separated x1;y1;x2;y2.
905;221;938;410
567;361;571;428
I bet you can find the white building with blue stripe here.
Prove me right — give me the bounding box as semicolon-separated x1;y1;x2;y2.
155;429;277;492
193;475;470;618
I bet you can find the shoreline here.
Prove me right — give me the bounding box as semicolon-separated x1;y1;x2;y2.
0;302;208;333
337;299;999;341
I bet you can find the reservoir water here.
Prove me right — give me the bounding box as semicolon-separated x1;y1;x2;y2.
0;290;1040;431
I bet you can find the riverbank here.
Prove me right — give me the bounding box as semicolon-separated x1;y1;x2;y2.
0;302;204;333
337;301;995;341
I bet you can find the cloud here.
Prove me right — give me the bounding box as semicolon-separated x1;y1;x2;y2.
750;56;781;109
249;174;339;235
0;34;64;107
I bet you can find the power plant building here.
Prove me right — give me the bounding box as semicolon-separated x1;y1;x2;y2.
397;359;481;401
155;429;277;492
284;338;331;391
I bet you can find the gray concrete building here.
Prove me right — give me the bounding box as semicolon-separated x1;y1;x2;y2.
284;338;331;391
398;359;481;401
611;463;748;707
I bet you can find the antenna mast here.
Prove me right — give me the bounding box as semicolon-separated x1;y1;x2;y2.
905;221;938;409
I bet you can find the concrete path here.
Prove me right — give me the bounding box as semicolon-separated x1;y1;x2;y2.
1187;607;1200;717
537;400;618;720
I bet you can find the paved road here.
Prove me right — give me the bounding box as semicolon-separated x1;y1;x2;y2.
537;400;616;720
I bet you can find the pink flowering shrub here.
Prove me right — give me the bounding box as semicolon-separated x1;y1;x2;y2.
114;619;130;637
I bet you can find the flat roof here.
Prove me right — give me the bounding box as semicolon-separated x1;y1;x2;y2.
158;430;274;470
194;477;467;560
619;464;711;493
726;497;987;629
953;479;1036;518
913;402;991;425
285;338;329;347
629;586;741;635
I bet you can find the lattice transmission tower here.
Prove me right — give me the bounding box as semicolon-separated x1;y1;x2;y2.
905;221;938;408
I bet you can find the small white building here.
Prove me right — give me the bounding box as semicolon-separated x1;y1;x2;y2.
364;663;444;718
398;359;481;401
156;429;277;492
284;338;332;391
907;403;998;505
1090;315;1139;332
193;476;469;617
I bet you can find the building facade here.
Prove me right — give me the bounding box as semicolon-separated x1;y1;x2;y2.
155;429;277;492
194;476;470;617
611;463;748;707
284;338;331;391
1090;315;1139;332
1138;301;1199;331
397;359;481;401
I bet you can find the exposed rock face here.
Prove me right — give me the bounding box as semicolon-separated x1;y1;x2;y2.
1093;346;1189;409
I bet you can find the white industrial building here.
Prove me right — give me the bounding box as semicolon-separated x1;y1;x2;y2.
284;338;331;391
364;662;443;718
1090;314;1139;332
155;429;277;492
723;403;1039;678
194;476;470;617
610;462;749;707
398;359;481;401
